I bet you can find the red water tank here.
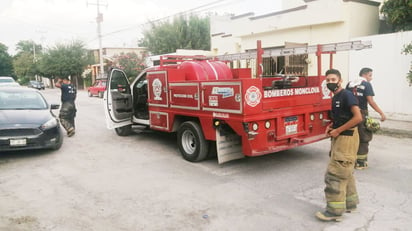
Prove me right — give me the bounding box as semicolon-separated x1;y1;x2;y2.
179;60;233;81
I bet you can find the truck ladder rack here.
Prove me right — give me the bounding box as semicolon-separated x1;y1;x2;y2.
216;40;372;61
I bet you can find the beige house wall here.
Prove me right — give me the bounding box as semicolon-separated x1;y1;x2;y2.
210;0;380;81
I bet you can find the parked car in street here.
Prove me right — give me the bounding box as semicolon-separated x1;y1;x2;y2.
88;79;107;98
28;80;45;90
0;87;63;151
0;76;20;87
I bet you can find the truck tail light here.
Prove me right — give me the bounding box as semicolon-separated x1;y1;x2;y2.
243;122;258;140
252;123;259;131
310;114;315;121
265;121;271;129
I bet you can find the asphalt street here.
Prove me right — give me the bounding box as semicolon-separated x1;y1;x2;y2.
0;88;411;231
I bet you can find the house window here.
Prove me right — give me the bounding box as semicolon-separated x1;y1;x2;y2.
285;54;308;76
262;54;308;76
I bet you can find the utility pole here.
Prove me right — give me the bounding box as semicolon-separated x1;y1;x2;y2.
35;30;47;83
32;40;37;81
33;41;36;63
88;0;107;79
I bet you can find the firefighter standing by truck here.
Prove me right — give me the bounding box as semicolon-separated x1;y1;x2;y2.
346;67;386;169
316;69;362;222
56;77;77;137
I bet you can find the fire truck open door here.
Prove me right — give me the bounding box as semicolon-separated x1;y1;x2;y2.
104;68;133;129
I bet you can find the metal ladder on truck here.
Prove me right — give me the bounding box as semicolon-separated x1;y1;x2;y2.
215;40;372;77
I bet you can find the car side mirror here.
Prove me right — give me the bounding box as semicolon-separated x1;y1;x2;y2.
50;104;60;110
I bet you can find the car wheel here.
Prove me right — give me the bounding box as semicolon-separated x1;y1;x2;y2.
115;125;132;136
88;91;92;97
98;91;104;98
177;121;209;162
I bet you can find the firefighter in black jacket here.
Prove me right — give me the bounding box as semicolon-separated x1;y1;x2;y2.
56;77;77;137
346;67;386;169
316;69;362;222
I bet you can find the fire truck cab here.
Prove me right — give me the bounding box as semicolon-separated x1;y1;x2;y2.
104;40;371;164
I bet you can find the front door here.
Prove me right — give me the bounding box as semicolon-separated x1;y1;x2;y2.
104;68;133;129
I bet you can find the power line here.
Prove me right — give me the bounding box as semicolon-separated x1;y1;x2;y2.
99;0;229;38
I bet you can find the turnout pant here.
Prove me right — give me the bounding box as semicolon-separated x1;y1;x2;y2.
59;101;76;132
324;127;359;215
357;110;373;163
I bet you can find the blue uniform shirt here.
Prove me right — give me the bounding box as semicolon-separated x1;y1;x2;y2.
346;80;374;110
61;83;77;102
331;89;358;129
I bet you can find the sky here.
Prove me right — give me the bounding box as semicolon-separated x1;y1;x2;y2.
0;0;283;55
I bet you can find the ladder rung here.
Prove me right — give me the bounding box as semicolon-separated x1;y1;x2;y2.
215;40;372;60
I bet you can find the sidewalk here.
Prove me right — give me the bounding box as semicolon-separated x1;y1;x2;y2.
378;119;412;138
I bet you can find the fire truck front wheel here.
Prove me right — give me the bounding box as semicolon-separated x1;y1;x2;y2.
177;121;209;162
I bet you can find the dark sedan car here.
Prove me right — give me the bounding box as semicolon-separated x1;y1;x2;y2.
0;87;63;151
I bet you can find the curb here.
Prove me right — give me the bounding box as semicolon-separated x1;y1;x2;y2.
377;128;412;139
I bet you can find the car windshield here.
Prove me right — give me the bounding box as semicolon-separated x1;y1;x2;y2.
0;91;48;110
0;78;15;83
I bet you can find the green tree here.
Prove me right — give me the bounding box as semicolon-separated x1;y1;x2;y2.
13;52;37;84
114;52;146;82
12;40;43;84
381;0;412;32
402;42;412;86
139;15;210;55
15;40;43;58
39;40;91;88
0;43;14;77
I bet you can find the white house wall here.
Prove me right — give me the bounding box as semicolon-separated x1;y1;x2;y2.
345;2;380;38
211;0;380;80
349;31;412;121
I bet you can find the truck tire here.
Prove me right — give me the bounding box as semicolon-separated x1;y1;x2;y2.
88;91;92;97
98;91;104;98
177;121;209;162
115;125;132;136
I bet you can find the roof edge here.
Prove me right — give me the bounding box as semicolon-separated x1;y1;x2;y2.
231;12;255;20
342;0;381;7
249;5;308;20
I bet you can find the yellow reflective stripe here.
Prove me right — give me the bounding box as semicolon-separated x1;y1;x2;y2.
346;194;358;202
357;154;368;160
327;201;345;209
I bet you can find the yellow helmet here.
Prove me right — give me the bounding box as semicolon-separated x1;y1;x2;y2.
365;117;380;133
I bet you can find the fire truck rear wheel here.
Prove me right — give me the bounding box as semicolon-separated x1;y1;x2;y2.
177;121;209;162
115;125;132;136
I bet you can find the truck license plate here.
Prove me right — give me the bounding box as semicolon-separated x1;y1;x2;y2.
10;139;27;146
286;124;298;135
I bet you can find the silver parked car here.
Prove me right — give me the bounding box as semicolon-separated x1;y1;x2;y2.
28;80;45;90
0;76;20;87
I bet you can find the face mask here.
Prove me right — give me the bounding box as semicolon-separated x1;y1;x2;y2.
327;83;339;92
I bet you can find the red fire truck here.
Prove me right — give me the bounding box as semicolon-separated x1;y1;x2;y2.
104;40;371;164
